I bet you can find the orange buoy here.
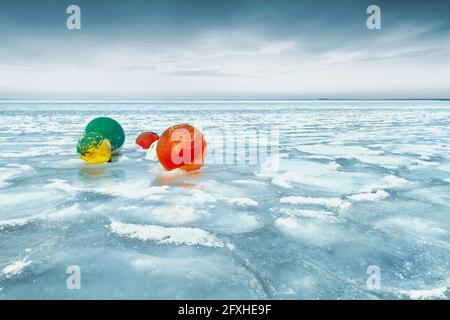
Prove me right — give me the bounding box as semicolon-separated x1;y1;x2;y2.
156;124;207;172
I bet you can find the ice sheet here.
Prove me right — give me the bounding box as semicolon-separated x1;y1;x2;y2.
1;101;449;299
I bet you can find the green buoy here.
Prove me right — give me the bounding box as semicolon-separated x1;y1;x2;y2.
85;117;125;153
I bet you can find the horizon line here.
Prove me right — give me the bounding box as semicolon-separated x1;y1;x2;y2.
1;98;450;104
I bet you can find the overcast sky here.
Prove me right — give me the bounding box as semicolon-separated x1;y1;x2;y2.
0;0;449;99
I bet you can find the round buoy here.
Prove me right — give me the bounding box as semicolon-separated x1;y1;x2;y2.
85;117;125;153
136;131;159;150
156;124;206;172
77;132;111;164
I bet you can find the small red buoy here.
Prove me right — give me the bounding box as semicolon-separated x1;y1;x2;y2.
135;131;159;150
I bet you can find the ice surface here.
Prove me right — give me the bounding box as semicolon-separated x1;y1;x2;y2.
1;101;450;299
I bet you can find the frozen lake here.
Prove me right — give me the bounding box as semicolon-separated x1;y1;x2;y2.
0;100;449;299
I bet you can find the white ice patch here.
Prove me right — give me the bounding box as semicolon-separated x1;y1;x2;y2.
175;189;258;208
117;155;130;162
360;175;408;193
401;286;448;300
109;219;224;247
93;183;170;200
265;158;379;194
280;196;350;209
377;216;447;237
438;163;450;173
403;186;450;208
270;160;340;189
0;217;33;229
44;179;259;210
225;198;258;207
149;205;198;224
130;254;240;275
394;144;439;158
280;208;338;222
0;164;33;188
233;179;267;186
45;179;170;200
204;212;262;234
0;191;51;207
349;190;389;202
407;160;440;170
274;217;343;245
43;204;81;221
42;137;74;146
6;164;33;171
380;175;408;188
0;258;31;279
0;146;65;158
0;204;80;228
297;144;380;158
127;252;266;298
298;155;335;161
119;205;140;211
45;179;80;194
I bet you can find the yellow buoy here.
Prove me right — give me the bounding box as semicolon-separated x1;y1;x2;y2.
77;132;112;164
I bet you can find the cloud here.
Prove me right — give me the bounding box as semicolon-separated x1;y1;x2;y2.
0;0;450;98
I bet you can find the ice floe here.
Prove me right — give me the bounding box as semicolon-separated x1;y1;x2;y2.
0;258;31;279
349;190;389;202
377;216;448;237
279;208;338;222
0;204;81;229
274;217;345;245
0;217;32;229
225;197;258;207
44;179;80;194
0;146;65;158
268;160;340;189
280;196;350;209
148;205;198;224
0;164;33;188
109;219;224;247
401;286;448;300
360;175;408;193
